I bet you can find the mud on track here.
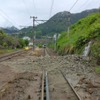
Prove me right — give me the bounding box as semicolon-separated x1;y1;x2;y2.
0;48;100;100
0;72;42;100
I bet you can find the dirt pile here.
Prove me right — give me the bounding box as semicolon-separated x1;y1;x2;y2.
0;49;99;100
29;47;44;57
0;72;42;100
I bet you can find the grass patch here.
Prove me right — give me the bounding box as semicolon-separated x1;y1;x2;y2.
95;67;100;73
56;13;100;55
0;49;18;55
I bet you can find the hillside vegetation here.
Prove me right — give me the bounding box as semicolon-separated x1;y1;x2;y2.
0;30;29;49
18;9;98;38
56;13;100;63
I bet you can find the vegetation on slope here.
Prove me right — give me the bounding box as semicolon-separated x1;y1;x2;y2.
56;13;100;63
96;66;100;73
18;9;98;38
0;30;29;49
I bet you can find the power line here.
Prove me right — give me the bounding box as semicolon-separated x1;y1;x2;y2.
67;0;79;38
0;12;13;25
0;9;19;28
98;0;100;8
77;0;91;11
49;0;55;18
69;0;79;12
32;0;37;15
22;0;31;15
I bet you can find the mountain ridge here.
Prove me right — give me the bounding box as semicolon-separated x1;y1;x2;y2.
0;26;19;34
19;8;98;38
0;8;99;38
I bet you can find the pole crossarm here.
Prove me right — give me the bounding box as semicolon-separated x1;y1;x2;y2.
30;16;48;50
36;20;48;22
30;16;37;50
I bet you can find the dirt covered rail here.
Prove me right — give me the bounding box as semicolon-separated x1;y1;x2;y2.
0;71;46;100
41;71;50;100
41;48;82;100
44;48;57;56
60;70;82;100
0;49;31;62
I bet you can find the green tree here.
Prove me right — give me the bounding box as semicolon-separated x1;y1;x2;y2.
18;38;25;48
24;39;29;46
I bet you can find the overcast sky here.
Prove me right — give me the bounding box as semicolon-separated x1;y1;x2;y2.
0;0;99;28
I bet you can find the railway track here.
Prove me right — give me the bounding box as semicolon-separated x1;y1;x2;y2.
0;71;46;100
41;71;50;100
44;48;82;100
44;70;82;100
60;70;82;100
0;48;83;100
48;72;82;100
44;48;57;56
0;49;30;62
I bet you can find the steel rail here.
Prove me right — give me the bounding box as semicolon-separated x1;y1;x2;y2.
41;71;44;100
0;50;23;58
45;71;50;100
0;49;28;62
60;70;82;100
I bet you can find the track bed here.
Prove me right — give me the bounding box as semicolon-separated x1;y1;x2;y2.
48;71;80;100
0;72;42;100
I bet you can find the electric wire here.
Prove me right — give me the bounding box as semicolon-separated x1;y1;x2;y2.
67;0;80;37
35;20;45;25
75;0;99;13
98;0;100;8
69;0;80;12
0;12;14;26
0;9;19;28
22;0;31;15
75;0;88;11
49;0;55;18
68;0;80;24
72;0;90;13
32;0;37;15
36;21;40;24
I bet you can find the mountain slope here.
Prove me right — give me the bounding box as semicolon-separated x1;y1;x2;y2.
56;12;100;62
19;9;98;38
0;26;19;34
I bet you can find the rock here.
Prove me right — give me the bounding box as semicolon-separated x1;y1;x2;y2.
87;81;97;88
86;88;94;94
78;77;86;84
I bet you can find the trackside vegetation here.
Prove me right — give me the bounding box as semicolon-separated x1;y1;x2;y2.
0;30;29;49
56;13;100;64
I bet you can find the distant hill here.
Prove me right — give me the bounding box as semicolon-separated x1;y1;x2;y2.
0;26;19;34
19;9;99;38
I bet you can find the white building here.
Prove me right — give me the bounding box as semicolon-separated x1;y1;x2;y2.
23;36;31;41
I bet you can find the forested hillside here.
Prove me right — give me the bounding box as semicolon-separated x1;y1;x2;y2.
19;9;98;38
56;13;100;64
0;26;19;34
0;30;28;49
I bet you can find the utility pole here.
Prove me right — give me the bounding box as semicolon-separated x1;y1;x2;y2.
30;16;37;50
30;16;47;50
99;6;100;13
53;34;57;51
67;12;71;38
